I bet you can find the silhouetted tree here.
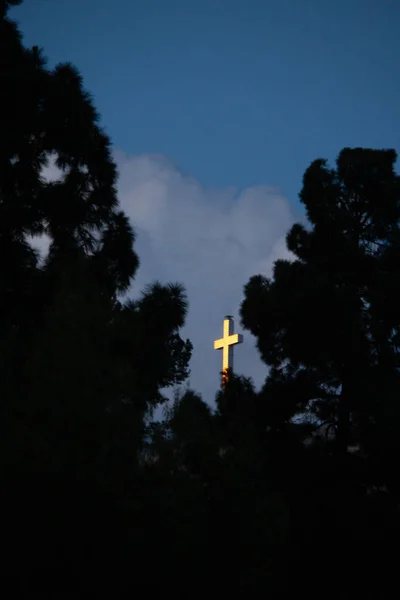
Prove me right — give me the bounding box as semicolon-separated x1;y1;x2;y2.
0;1;192;568
241;148;400;452
240;147;400;575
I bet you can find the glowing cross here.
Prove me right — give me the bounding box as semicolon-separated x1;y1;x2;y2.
214;315;243;387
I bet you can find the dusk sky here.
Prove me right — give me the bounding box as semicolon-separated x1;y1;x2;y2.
12;0;400;405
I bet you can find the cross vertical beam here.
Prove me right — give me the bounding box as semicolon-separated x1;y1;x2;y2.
214;315;243;388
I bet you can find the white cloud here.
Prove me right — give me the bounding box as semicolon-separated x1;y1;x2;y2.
32;150;295;406
115;151;295;405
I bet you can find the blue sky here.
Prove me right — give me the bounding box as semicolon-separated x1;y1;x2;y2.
12;0;400;403
12;0;400;204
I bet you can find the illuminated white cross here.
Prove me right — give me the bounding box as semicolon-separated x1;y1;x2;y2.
214;315;243;386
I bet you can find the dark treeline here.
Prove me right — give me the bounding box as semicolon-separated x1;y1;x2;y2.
1;0;399;593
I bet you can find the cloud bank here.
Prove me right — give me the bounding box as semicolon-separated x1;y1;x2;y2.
115;151;295;405
35;151;295;404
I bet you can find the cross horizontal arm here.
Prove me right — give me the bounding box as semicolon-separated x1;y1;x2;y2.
214;333;243;350
214;338;224;350
227;333;243;346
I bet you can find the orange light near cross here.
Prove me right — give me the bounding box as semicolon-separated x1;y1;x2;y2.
214;315;243;387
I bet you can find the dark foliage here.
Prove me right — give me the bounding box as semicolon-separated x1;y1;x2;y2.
240;146;400;588
1;0;193;579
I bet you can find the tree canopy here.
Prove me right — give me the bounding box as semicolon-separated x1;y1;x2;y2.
1;0;193;570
